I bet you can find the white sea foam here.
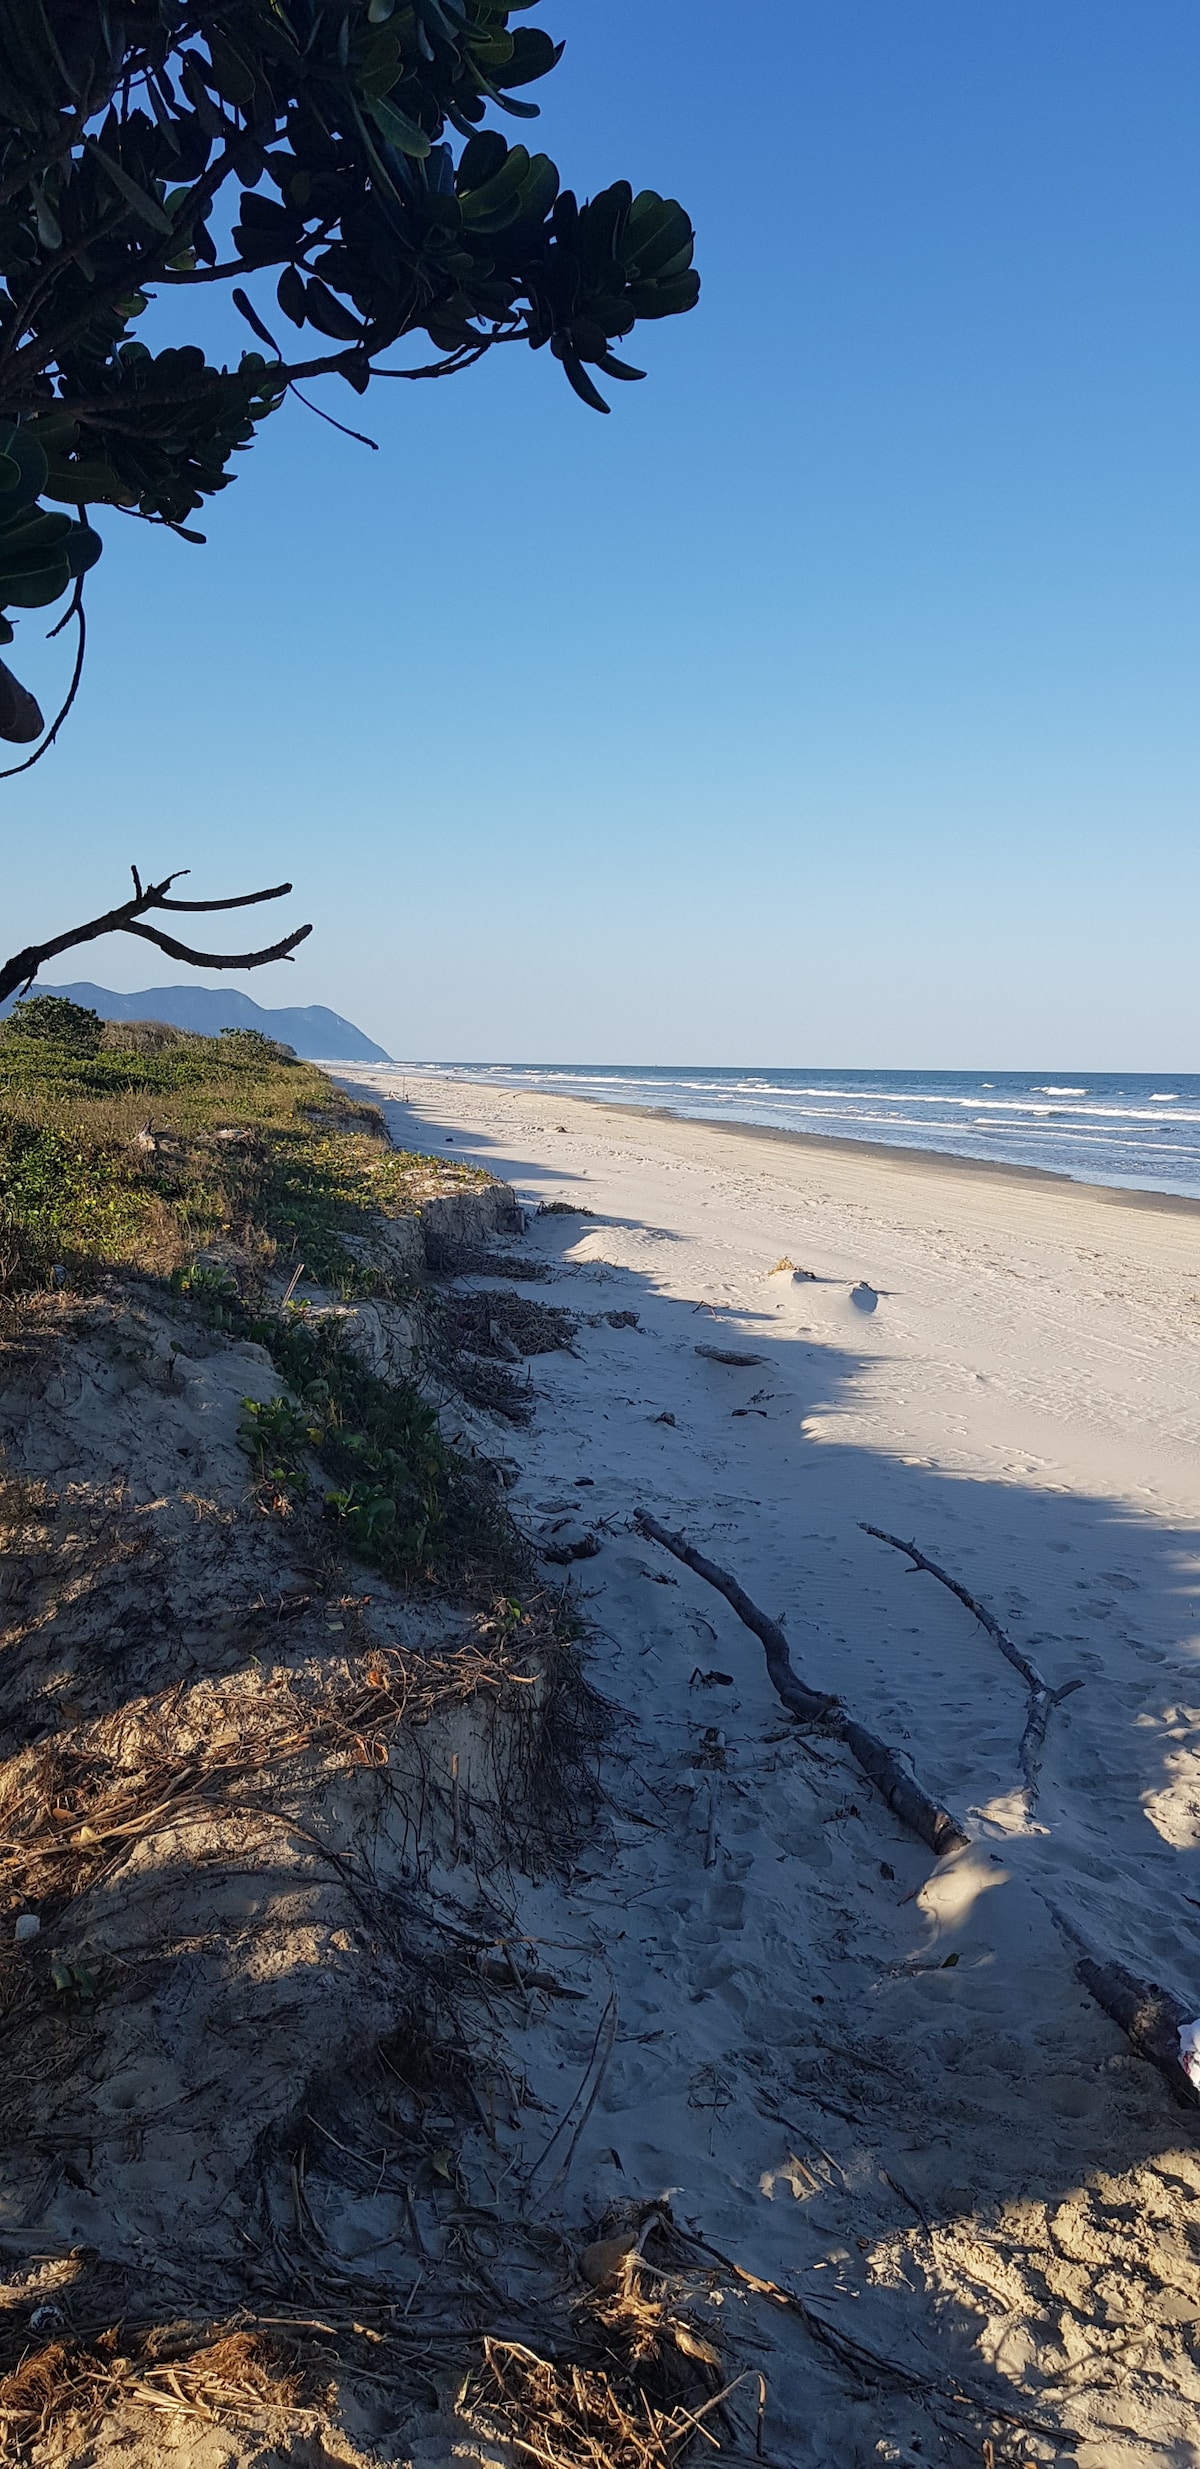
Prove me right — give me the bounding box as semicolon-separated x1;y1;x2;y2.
404;1063;1200;1196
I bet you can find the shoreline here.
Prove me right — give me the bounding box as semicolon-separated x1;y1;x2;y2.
348;1064;1200;1220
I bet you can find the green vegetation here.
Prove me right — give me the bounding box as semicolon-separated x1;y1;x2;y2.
6;993;104;1052
0;998;484;1291
0;1000;510;1585
239;1305;456;1579
0;4;698;711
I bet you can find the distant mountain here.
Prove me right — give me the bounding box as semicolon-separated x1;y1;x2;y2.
0;980;390;1063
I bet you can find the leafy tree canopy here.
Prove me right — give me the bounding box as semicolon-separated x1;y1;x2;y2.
0;1;699;695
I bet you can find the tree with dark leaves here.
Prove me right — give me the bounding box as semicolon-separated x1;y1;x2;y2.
0;1;698;986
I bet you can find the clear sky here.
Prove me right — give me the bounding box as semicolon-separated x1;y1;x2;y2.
5;2;1198;1067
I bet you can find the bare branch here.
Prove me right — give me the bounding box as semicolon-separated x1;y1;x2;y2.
123;919;312;969
0;870;310;1007
155;882;294;913
635;1509;970;1857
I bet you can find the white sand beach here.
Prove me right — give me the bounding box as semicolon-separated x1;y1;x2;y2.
338;1068;1200;2466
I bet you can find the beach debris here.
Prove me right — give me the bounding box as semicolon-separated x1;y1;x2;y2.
539;1520;601;1564
448;1289;578;1359
703;1779;720;1868
605;1309;640;1329
861;1526;1084;1805
525;1990;619;2203
635;1510;969;1857
474;1947;585;2000
850;1281;878;1312
13;1912;39;1942
580;2227;641;2288
651;1411;676;1426
695;1343;767;1368
1047;1903;1200;2107
690;1668;734;1688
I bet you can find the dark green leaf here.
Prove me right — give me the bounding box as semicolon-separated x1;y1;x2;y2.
304;279;363;342
368;94;431;157
85;141;175;234
555;346;610;414
277;265;308;328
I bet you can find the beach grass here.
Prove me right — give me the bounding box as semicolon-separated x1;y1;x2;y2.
0;1022;486;1295
0;1020;513;1590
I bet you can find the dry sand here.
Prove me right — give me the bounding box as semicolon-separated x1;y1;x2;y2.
331;1066;1200;2467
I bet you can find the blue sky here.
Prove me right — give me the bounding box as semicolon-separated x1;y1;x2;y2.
6;2;1198;1066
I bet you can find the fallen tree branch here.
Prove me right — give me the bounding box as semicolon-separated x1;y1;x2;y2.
1045;1900;1199;2108
0;863;311;1005
634;1511;969;1856
860;1526;1082;1803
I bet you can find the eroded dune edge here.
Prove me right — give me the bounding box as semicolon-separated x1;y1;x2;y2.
4;1058;1200;2469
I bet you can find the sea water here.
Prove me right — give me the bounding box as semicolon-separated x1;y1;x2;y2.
403;1065;1200;1200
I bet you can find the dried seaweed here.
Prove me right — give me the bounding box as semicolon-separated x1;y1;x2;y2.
0;2327;302;2457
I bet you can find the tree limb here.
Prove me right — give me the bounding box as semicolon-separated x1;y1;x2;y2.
634;1510;969;1857
860;1527;1083;1806
122;917;311;970
0;869;310;1007
1043;1900;1199;2108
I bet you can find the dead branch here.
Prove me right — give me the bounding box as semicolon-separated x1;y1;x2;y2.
860;1526;1083;1804
0;864;311;1005
1044;1900;1199;2108
634;1512;969;1857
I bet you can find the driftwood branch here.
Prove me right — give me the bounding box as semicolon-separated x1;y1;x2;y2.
860;1527;1082;1804
1045;1902;1198;2108
0;865;311;1007
634;1511;969;1857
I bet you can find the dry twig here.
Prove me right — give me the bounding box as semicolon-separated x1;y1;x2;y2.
860;1527;1083;1802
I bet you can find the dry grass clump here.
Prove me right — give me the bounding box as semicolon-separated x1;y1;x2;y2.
537;1200;595;1219
0;1626;566;1928
459;2213;734;2469
462;2315;727;2469
98;1019;208;1053
0;2326;301;2454
446;1290;577;1359
455;1248;551;1281
432;1289;578;1426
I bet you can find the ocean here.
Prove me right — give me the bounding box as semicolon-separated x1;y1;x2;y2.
402;1065;1200;1200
